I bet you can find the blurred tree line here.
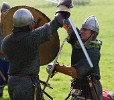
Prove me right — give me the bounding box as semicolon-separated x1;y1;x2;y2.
74;0;91;5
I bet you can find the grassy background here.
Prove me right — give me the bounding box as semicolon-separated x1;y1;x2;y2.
0;0;114;100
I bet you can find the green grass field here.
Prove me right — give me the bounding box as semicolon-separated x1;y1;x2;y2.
0;0;114;100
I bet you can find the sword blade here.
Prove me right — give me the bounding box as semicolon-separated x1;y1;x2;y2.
43;37;67;91
45;0;58;4
68;18;93;68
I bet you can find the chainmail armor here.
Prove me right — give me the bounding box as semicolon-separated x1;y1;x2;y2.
2;18;60;100
67;30;102;99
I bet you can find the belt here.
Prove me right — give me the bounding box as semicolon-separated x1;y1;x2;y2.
76;96;91;100
9;73;39;80
9;73;38;77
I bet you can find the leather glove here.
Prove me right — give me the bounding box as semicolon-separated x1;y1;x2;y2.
57;0;73;8
55;0;73;27
55;12;70;27
63;19;71;31
56;0;73;14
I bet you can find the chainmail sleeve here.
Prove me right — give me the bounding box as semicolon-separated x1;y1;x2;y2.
32;18;60;44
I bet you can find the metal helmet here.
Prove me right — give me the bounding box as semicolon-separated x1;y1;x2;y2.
81;15;99;34
13;8;34;27
1;1;10;12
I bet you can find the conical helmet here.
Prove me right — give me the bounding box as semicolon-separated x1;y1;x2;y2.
13;8;34;27
81;15;99;34
1;1;10;12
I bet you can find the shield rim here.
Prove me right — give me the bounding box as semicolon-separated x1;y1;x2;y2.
1;5;60;66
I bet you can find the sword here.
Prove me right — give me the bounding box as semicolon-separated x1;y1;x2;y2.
68;18;93;68
43;0;93;91
42;37;68;91
45;0;58;3
45;0;93;67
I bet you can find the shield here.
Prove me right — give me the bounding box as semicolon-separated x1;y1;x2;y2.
1;6;60;66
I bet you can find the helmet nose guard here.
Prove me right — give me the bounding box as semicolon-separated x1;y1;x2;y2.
81;15;99;34
13;8;34;27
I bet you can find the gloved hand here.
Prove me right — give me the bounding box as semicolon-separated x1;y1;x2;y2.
46;63;60;76
55;0;73;27
108;92;114;100
57;0;73;8
63;19;71;31
46;64;54;74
